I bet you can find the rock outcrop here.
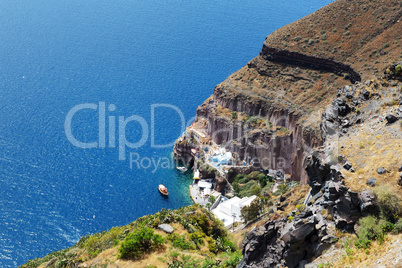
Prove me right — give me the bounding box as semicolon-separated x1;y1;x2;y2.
257;46;361;83
238;153;375;268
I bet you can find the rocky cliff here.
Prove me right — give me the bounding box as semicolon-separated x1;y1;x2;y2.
176;0;402;184
236;61;402;266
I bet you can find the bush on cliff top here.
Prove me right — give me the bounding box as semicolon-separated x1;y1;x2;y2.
373;186;402;223
119;227;165;259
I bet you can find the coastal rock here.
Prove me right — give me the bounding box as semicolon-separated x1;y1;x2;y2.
158;224;174;234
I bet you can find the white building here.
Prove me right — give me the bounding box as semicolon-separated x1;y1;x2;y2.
211;195;258;228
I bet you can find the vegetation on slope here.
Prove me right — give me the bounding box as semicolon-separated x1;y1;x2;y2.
22;205;242;268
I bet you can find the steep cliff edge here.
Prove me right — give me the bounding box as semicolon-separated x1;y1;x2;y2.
176;0;402;183
238;69;402;267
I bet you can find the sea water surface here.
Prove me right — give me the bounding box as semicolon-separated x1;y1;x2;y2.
0;0;333;266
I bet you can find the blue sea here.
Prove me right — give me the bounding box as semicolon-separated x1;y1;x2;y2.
0;0;333;266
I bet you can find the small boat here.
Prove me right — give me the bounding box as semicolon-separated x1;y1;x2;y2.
176;166;188;172
158;184;169;196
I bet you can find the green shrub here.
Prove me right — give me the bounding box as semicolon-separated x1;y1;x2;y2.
215;237;236;252
277;181;289;195
355;238;372;249
84;227;123;256
356;216;386;243
233;172;267;197
249;184;262;196
392;218;402;233
189;232;204;248
188;212;211;235
207;237;218;253
395;64;402;75
240;199;261;223
232;182;240;196
292;36;302;42
223;250;243;268
374;186;402;222
168;233;196;250
169;250;180;260
119;227;165;259
381;221;394;232
201;258;222;268
152;218;161;228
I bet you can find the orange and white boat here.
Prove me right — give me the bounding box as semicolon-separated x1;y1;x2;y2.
158;184;169;196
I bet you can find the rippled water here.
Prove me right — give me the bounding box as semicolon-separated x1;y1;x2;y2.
0;0;333;266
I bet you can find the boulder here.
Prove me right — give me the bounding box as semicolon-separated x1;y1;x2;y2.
276;170;285;179
399;166;402;172
343;162;353;171
305;154;331;195
332;98;351;117
366;178;377;187
377;167;387;174
359;190;378;215
385;114;398;124
281;216;315;244
321;235;338;244
398;173;402;186
158;224;174;234
362;89;370;100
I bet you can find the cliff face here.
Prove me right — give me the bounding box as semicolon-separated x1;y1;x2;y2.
179;0;402;183
195;87;322;183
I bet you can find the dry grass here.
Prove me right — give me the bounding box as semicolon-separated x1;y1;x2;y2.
79;223;210;268
310;233;402;268
266;0;402;80
332;109;401;193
